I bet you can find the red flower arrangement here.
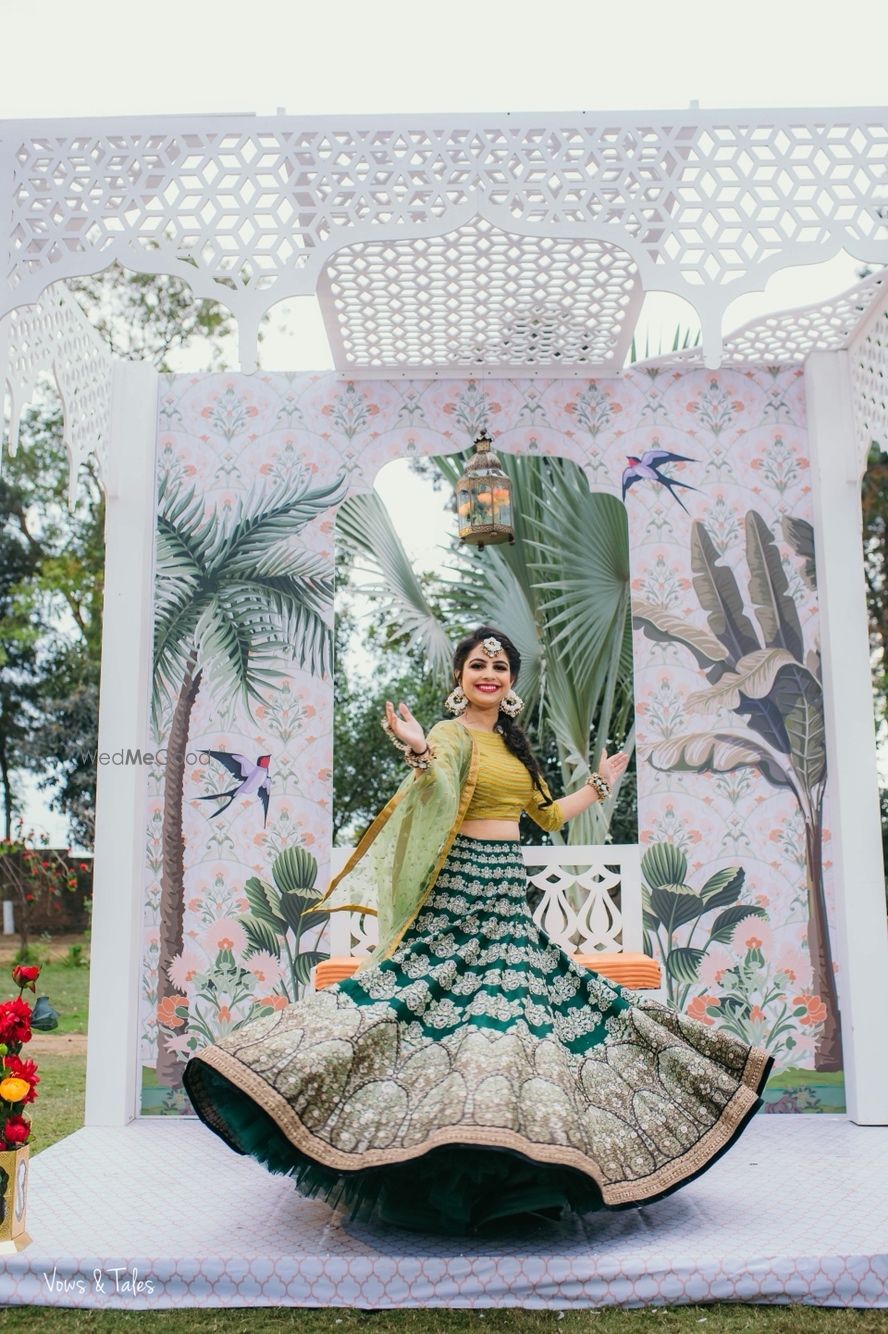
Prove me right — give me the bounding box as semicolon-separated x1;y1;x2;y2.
0;964;58;1151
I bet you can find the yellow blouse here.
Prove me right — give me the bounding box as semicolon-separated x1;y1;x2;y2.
462;726;565;832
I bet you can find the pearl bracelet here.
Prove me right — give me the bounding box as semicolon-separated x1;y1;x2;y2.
585;771;611;801
403;744;435;770
381;718;435;769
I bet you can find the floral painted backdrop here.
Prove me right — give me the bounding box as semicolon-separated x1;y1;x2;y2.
141;366;842;1114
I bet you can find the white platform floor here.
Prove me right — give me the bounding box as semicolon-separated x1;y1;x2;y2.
3;1116;887;1310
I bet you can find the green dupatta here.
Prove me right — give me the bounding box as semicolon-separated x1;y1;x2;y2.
318;719;479;966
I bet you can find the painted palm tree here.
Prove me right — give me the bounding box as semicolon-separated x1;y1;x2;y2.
337;452;634;846
152;469;346;1086
632;510;841;1071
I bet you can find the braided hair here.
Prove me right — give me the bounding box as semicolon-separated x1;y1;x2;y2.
449;625;553;809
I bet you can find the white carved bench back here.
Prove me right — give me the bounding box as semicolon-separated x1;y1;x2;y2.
327;844;642;957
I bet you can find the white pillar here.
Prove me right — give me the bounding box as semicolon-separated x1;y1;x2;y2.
805;348;888;1125
85;362;158;1126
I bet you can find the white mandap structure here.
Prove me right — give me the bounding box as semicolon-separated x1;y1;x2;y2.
1;109;887;1309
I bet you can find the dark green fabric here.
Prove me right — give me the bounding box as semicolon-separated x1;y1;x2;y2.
188;836;612;1232
185;835;772;1234
191;1061;604;1233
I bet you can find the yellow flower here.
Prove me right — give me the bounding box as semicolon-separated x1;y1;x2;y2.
0;1077;30;1103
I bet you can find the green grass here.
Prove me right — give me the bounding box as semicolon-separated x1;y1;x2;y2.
0;1304;885;1331
28;1051;86;1155
31;961;90;1036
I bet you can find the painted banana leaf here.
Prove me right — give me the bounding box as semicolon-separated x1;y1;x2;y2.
238;846;328;1000
635;510;826;793
690;521;760;678
781;516;817;590
641;842;767;1004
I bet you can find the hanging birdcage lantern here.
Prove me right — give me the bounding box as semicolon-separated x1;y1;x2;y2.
455;431;514;549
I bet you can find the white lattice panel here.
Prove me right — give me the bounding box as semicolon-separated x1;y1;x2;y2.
851;295;888;466
319;218;641;376
327;844;642;957
1;281;114;503
639;271;888;370
2;111;888;368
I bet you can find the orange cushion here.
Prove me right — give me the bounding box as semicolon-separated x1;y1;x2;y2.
315;953;661;991
314;958;361;989
573;952;661;988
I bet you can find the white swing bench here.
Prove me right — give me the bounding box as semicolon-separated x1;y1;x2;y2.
313;844;662;992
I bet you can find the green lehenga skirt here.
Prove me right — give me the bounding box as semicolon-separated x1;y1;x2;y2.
183;835;773;1234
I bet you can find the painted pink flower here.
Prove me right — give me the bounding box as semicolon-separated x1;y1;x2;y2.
734;916;773;957
698;944;734;987
168;949;203;989
246;952;284;987
202;918;247;956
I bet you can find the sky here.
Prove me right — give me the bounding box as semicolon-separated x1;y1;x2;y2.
3;0;886;843
2;0;886;120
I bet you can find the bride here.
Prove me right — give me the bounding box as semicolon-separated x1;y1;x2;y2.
184;625;772;1233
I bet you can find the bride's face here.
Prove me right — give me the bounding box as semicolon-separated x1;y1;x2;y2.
459;647;514;709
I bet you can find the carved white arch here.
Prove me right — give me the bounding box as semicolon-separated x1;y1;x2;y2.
3;110;888;370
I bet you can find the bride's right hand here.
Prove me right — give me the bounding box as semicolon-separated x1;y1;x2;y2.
384;699;427;753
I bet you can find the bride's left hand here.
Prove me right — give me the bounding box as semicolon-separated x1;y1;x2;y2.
596;749;629;787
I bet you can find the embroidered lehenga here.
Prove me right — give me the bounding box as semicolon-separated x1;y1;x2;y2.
183;718;773;1234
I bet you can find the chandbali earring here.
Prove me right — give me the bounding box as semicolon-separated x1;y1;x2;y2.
499;689;524;718
445;684;468;715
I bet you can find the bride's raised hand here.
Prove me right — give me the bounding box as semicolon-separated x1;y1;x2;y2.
596;748;629;788
383;699;427;754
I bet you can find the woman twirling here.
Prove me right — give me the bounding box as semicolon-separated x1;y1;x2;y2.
184;625;773;1233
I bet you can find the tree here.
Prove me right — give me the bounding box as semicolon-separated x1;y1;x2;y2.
332;542;446;842
862;443;888;735
1;267;236;847
0;404;104;846
67;264;236;369
0;487;41;840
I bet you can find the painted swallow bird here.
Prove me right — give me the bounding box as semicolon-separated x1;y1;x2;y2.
621;449;699;514
196;750;271;826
